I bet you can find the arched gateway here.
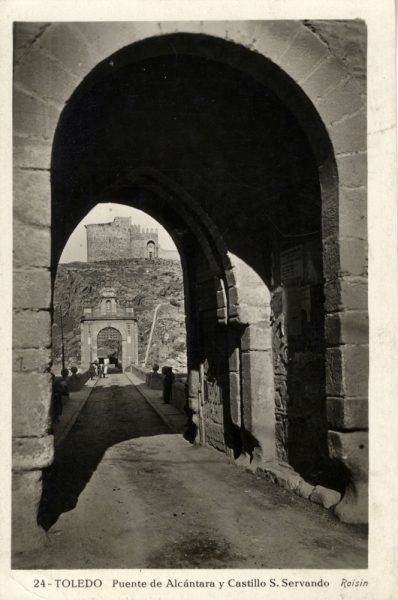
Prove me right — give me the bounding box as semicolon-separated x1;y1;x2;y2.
12;22;368;556
80;282;138;370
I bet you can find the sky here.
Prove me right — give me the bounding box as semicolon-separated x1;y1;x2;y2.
60;203;178;263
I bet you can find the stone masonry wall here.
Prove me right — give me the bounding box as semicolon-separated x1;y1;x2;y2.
86;218;159;262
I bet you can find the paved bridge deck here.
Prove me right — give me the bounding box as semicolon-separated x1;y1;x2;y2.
16;372;367;569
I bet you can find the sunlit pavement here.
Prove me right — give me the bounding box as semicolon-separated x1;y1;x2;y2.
16;373;367;569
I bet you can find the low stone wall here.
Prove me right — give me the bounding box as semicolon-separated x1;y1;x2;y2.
146;372;163;390
67;369;90;392
130;364;187;411
130;364;147;380
130;364;163;389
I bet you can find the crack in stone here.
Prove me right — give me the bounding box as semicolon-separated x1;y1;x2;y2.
14;23;51;67
303;20;334;53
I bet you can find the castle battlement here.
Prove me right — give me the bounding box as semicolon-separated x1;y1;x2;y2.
86;217;159;262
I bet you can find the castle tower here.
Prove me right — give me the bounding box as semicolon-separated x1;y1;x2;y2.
86;217;159;262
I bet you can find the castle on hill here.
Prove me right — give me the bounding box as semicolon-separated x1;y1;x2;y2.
85;217;159;262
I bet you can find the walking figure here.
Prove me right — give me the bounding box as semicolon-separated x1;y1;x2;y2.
103;357;109;378
162;366;174;404
53;368;70;424
89;362;96;380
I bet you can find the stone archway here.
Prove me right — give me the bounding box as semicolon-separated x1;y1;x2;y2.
146;240;156;259
12;23;368;558
97;327;123;365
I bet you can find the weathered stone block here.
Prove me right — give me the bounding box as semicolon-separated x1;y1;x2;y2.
228;345;239;372
13;88;60;141
339;237;368;277
13;222;51;268
13;310;51;349
252;21;301;62
12;348;52;372
231;304;270;325
37;23;94;78
229;283;270;308
275;421;286;449
228;303;240;319
241;351;274;405
228;285;239;306
241;350;275;460
275;469;302;492
74;22;160;60
225;267;237;288
188;369;200;397
13;435;54;470
339;186;367;240
13;168;51;226
325;345;368;397
205;421;225;452
12;470;47;556
330;111;366;154
216;307;227;322
241;324;272;351
328;430;368;524
325;311;368;345
325;347;344;396
229;371;241;427
259;462;302;493
13;269;51;309
297;478;315;499
278;26;328;82
324;276;368;312
309;485;341;509
317;79;364;124
342;344;369;397
323;236;367;280
14;47;78;106
216;289;226;308
301;56;347;99
321;190;338;239
336;153;367;189
13;134;52;170
188;395;199;413
327;396;368;429
13;372;52;436
14;22;49;64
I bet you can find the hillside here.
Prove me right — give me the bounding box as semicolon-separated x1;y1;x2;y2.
53;258;187;372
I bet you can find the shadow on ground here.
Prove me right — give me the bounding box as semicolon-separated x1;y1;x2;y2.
38;379;175;530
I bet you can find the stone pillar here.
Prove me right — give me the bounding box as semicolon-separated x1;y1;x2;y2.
322;161;368;524
134;321;139;363
226;255;276;466
240;324;275;464
13;172;55;555
122;340;128;371
80;321;90;366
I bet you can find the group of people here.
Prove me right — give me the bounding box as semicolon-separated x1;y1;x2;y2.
46;359;111;427
88;358;109;380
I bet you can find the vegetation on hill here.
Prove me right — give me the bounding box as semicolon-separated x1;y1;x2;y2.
53;258;187;372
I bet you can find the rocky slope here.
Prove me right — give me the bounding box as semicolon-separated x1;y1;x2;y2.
53;258;187;372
